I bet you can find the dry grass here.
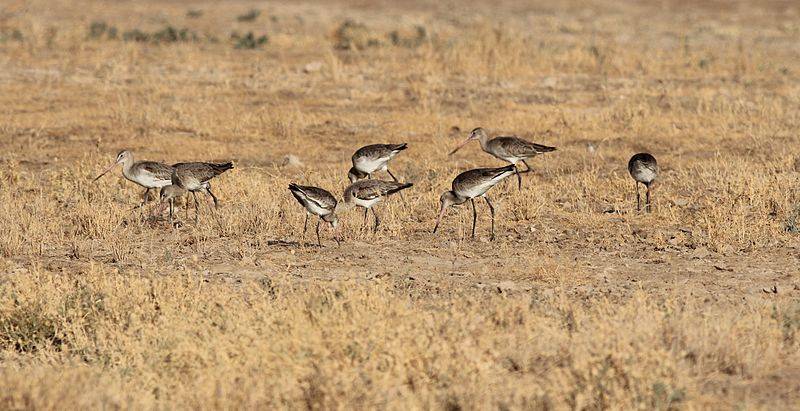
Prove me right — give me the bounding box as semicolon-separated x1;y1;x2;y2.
1;0;800;408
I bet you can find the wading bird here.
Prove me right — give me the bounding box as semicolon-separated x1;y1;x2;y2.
433;164;517;240
348;143;408;183
449;128;556;190
628;153;658;212
339;179;413;233
93;150;173;207
288;183;340;246
152;182;215;226
171;161;233;222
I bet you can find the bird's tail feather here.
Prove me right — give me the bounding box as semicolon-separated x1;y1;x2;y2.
211;162;234;173
386;182;413;196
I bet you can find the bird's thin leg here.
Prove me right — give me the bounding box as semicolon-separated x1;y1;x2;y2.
635;181;641;212
470;198;477;238
141;188;150;206
185;193;190;219
514;164;522;191
303;213;309;235
331;223;341;246
192;191;200;223
484;196;496;240
521;159;533;173
645;183;652;213
316;219;322;247
371;207;380;234
169;198;175;226
362;208;369;231
206;188;219;208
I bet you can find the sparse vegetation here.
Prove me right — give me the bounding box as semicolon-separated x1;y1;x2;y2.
333;20;381;50
236;9;261;22
231;31;268;49
1;0;800;408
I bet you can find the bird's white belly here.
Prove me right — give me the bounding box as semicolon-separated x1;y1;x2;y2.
306;201;330;217
355;158;388;174
459;181;496;199
132;174;171;189
635;168;657;184
354;197;381;209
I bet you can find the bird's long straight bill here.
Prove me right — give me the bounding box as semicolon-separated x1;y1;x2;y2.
448;138;470;156
93;161;118;181
432;205;447;233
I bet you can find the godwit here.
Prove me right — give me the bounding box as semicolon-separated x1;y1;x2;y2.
628;153;658;212
152;182;215;226
449;127;556;190
348;143;408;183
288;183;340;246
171;161;233;222
152;184;187;226
433;164;517;240
93;150;173;206
338;179;413;233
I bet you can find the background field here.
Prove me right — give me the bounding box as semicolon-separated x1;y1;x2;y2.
1;0;800;409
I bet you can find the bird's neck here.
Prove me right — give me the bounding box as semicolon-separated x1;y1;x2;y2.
120;157;134;176
477;134;490;151
452;192;468;205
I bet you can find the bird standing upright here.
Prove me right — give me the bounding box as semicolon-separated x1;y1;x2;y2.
433;164;517;240
449;128;556;190
628;153;658;212
93;150;173;207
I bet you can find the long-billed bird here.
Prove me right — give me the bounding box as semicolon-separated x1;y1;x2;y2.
348;143;408;183
338;179;413;233
171;161;233;222
93;150;173;207
433;164;517;240
288;183;340;246
449;127;556;190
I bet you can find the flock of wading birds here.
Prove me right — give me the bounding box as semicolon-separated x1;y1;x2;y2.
93;127;659;246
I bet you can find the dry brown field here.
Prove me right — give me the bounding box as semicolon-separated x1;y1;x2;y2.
1;0;800;409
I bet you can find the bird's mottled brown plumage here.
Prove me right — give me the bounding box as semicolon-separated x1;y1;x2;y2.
451;165;517;199
627;153;658;212
449;128;556;190
172;162;234;191
433;164;517;240
340;179;413;234
289;184;337;216
344;179;412;203
352;143;407;163
484;136;556;159
349;143;408;182
288;183;340;246
136;161;174;181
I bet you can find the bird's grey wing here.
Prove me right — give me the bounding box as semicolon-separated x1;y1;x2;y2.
356;144;392;161
138;161;174;180
352;181;385;200
300;186;337;210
